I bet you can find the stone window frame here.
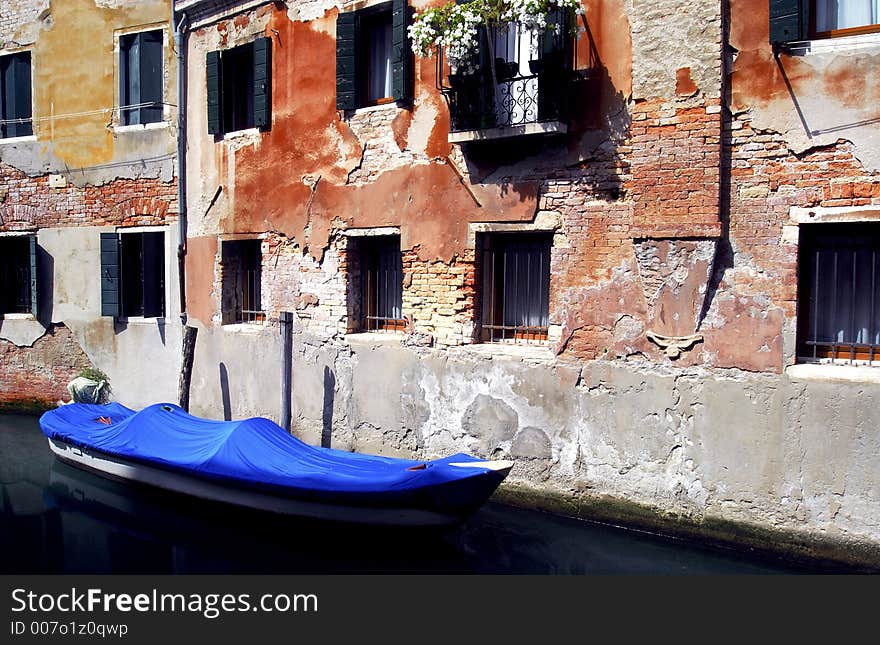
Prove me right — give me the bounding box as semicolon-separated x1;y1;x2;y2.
0;230;37;320
113;225;170;323
342;226;408;341
0;46;36;144
112;22;171;133
218;234;267;327
467;216;564;349
785;204;880;376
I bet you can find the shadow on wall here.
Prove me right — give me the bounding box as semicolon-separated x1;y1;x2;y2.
37;246;54;324
322;366;335;449
219;362;231;421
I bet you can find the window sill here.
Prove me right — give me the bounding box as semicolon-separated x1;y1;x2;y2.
450;342;556;363
783;32;880;56
786;363;880;384
0;134;36;145
345;331;407;346
221;322;268;333
113;121;170;133
117;316;165;325
348;102;401;116
0;313;35;321
222;128;261;141
448;120;567;144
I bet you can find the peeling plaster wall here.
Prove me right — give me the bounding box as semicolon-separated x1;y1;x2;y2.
730;0;880;171
1;1;181;408
175;0;880;564
0;0;177;184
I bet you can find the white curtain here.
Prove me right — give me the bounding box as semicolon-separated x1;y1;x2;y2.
815;0;880;32
367;20;393;102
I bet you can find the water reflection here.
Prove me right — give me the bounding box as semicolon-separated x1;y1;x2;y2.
0;413;842;574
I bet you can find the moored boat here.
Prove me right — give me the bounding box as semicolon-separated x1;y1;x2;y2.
39;402;513;527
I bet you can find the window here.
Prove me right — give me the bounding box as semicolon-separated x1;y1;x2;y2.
206;38;271;136
770;0;880;43
814;0;879;37
0;235;37;316
221;240;264;324
478;233;551;343
119;29;164;126
441;10;571;135
0;51;33;139
797;223;880;364
348;235;404;331
335;0;413;110
100;231;165;318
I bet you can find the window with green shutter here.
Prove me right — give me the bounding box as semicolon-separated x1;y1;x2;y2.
100;231;166;319
336;0;412;111
0;235;37;316
206;38;272;136
0;51;33;139
770;0;880;44
120;29;164;125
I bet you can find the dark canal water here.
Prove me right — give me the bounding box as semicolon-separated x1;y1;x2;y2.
0;412;849;574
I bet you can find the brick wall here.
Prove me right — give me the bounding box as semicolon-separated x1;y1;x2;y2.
0;162;177;232
628;99;722;238
0;324;92;408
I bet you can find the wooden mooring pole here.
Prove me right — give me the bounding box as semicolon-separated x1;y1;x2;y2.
178;325;198;412
280;311;293;432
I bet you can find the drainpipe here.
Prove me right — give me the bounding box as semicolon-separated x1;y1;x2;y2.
174;10;189;325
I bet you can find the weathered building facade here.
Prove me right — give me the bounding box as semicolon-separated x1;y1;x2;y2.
2;0;877;567
1;0;180;407
167;0;880;566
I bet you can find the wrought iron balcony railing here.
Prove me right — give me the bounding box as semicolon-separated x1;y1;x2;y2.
437;13;576;137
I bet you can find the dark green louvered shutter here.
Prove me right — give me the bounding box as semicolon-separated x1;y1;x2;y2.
206;50;222;134
391;0;413;104
100;233;120;317
770;0;808;44
141;232;165;318
253;36;272;130
28;234;37;317
336;11;358;111
140;30;164;124
2;52;33;138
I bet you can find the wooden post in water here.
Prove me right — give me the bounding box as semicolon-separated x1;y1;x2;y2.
280;311;293;432
178;325;198;412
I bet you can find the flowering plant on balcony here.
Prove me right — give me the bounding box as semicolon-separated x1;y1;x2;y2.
408;0;584;73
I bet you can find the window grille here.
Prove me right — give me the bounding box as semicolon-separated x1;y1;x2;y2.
798;223;880;364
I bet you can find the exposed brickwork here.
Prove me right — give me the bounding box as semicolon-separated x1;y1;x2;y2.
0;162;177;232
0;323;93;407
628;99;722;238
402;249;476;347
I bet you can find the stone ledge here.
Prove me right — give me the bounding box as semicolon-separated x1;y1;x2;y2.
785;363;880;384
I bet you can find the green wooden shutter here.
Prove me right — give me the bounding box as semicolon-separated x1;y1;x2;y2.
140;30;164;124
100;233;120;317
253;36;272;130
336;11;359;111
141;231;165;318
769;0;808;44
2;52;33;138
206;50;222;134
391;0;413;104
28;234;38;317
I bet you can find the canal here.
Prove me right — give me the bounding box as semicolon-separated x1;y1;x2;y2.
0;412;849;574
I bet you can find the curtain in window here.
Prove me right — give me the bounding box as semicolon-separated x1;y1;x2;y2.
367;19;393;102
815;0;880;32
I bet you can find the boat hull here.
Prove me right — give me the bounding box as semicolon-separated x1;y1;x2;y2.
47;438;511;528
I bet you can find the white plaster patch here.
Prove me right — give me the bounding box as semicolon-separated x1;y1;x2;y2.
0;317;46;346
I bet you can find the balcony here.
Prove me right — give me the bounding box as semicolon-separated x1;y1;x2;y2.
438;13;576;143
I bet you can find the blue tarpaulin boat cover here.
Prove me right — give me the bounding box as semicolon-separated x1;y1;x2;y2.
40;403;488;494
